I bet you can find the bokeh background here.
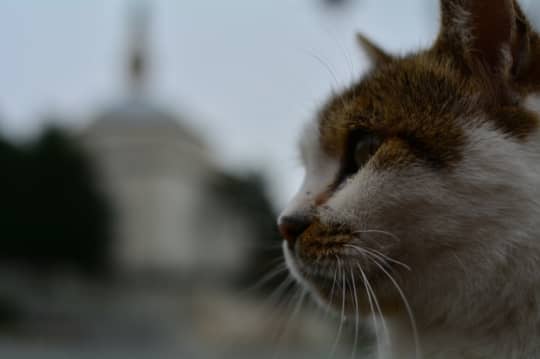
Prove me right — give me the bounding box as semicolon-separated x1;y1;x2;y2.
1;0;540;358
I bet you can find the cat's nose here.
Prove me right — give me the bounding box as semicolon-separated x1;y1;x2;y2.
278;215;311;247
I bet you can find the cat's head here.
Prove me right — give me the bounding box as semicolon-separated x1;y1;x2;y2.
279;0;540;325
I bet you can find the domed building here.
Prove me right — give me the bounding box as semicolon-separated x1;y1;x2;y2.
80;3;252;282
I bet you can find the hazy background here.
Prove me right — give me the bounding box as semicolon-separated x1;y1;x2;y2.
1;1;540;358
0;0;443;206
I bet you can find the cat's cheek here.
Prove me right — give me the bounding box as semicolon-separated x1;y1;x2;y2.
321;165;391;225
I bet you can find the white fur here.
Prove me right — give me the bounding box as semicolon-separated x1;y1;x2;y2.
280;114;540;358
279;121;340;221
386;122;540;359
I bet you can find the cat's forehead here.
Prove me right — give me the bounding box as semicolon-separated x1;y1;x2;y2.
316;56;471;163
314;54;538;168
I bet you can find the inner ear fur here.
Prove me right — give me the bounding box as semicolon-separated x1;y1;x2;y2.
435;0;533;85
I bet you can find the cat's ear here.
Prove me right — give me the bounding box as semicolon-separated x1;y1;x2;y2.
356;33;393;67
437;0;532;81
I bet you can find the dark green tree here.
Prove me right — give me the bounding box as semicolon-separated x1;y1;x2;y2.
0;127;112;276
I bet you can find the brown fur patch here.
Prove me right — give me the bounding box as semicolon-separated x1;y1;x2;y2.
296;219;408;315
318;2;540;176
297;220;347;256
318;55;470;170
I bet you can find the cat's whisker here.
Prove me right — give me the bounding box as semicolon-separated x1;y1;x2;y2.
242;262;289;294
367;248;411;272
265;255;290;266
368;270;389;354
349;266;360;359
262;274;296;313
302;49;341;91
272;286;308;359
346;245;391;353
323;256;340;321
321;26;356;86
347;242;411;272
346;243;387;264
356;262;384;358
353;229;402;244
350;227;411;272
268;281;299;353
330;256;347;359
368;255;422;359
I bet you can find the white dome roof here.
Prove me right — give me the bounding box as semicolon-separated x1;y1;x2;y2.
91;96;206;149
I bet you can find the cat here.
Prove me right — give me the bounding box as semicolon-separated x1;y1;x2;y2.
278;0;540;358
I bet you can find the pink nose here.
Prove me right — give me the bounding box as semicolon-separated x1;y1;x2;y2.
278;215;311;247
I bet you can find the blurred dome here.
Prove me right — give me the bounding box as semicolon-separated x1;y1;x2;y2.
77;0;251;281
90;96;206;150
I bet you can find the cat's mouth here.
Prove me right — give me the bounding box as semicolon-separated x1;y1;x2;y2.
283;238;385;313
283;221;408;313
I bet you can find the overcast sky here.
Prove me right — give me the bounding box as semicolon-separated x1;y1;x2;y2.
0;0;444;207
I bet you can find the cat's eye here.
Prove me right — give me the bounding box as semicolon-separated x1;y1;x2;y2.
337;131;382;182
354;134;381;169
354;135;381;169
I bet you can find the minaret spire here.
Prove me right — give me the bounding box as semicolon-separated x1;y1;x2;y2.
127;0;151;96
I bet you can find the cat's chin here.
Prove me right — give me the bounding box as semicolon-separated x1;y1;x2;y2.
283;239;400;316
